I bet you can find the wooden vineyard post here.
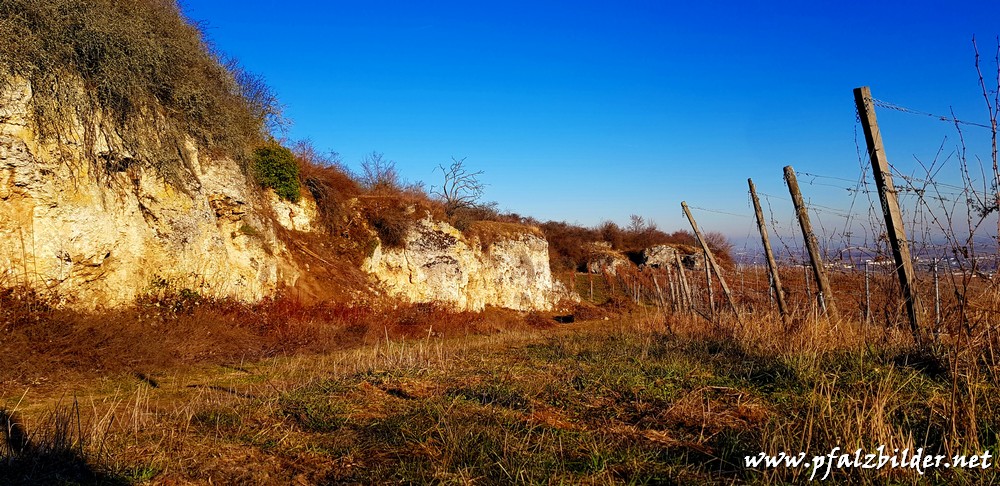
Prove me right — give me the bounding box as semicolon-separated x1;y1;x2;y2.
681;202;742;322
854;86;923;345
652;274;669;313
749;178;791;327
705;253;715;317
933;258;940;336
864;261;871;324
784;166;839;322
666;266;679;310
674;253;693;312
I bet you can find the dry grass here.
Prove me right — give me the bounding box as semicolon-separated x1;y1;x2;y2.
0;287;550;394
3;249;1000;484
4;286;1000;484
463;220;544;251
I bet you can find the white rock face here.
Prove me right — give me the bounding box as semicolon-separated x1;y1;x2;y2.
363;217;570;311
641;244;679;268
586;250;631;275
270;190;319;232
0;78;298;307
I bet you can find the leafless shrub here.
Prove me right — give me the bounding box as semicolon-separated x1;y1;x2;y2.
362;198;412;249
359;151;400;193
972;36;999;227
431;157;486;216
293;141;359;233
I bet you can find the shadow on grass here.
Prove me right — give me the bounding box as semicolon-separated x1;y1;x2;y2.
0;409;130;485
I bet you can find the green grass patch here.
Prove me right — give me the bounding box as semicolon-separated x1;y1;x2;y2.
279;380;350;432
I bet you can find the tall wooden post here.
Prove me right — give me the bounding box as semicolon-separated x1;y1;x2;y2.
854;86;923;344
784;166;840;321
749;178;791;327
681;202;741;321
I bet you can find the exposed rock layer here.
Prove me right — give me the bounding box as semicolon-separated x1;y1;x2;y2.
363;217;568;311
1;78;570;311
0;78;290;306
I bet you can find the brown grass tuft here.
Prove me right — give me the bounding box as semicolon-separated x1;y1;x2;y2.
463;220;544;250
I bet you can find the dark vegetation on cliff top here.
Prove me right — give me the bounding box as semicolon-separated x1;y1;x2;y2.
0;0;279;176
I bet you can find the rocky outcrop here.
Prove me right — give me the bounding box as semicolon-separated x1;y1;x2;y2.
1;76;574;312
585;248;631;275
641;244;708;269
680;252;704;270
640;244;704;270
586;252;631;275
270;191;320;233
641;244;679;268
362;217;571;311
0;77;305;307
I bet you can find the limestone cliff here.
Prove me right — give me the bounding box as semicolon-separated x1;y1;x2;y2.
0;77;301;307
1;77;572;311
363;217;571;311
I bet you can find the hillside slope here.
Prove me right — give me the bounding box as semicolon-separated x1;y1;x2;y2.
0;0;571;311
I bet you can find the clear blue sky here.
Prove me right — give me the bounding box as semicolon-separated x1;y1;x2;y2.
180;0;999;249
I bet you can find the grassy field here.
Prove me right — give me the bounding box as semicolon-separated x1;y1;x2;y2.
3;292;1000;485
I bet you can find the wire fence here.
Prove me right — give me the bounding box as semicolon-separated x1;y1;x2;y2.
578;89;1000;341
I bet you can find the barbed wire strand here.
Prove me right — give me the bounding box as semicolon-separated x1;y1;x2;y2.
873;98;993;130
687;205;752;219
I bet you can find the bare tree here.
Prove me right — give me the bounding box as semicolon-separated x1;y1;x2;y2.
704;231;734;261
432;157;486;214
360;151;400;192
627;214;651;234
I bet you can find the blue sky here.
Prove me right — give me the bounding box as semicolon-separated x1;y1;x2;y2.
180;0;999;250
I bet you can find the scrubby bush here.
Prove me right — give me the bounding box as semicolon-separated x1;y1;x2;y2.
538;221;600;272
293;141;360;232
359;151;401;193
253;143;300;202
0;0;279;174
538;218;732;272
598;220;625;249
362;199;413;249
448;202;506;232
